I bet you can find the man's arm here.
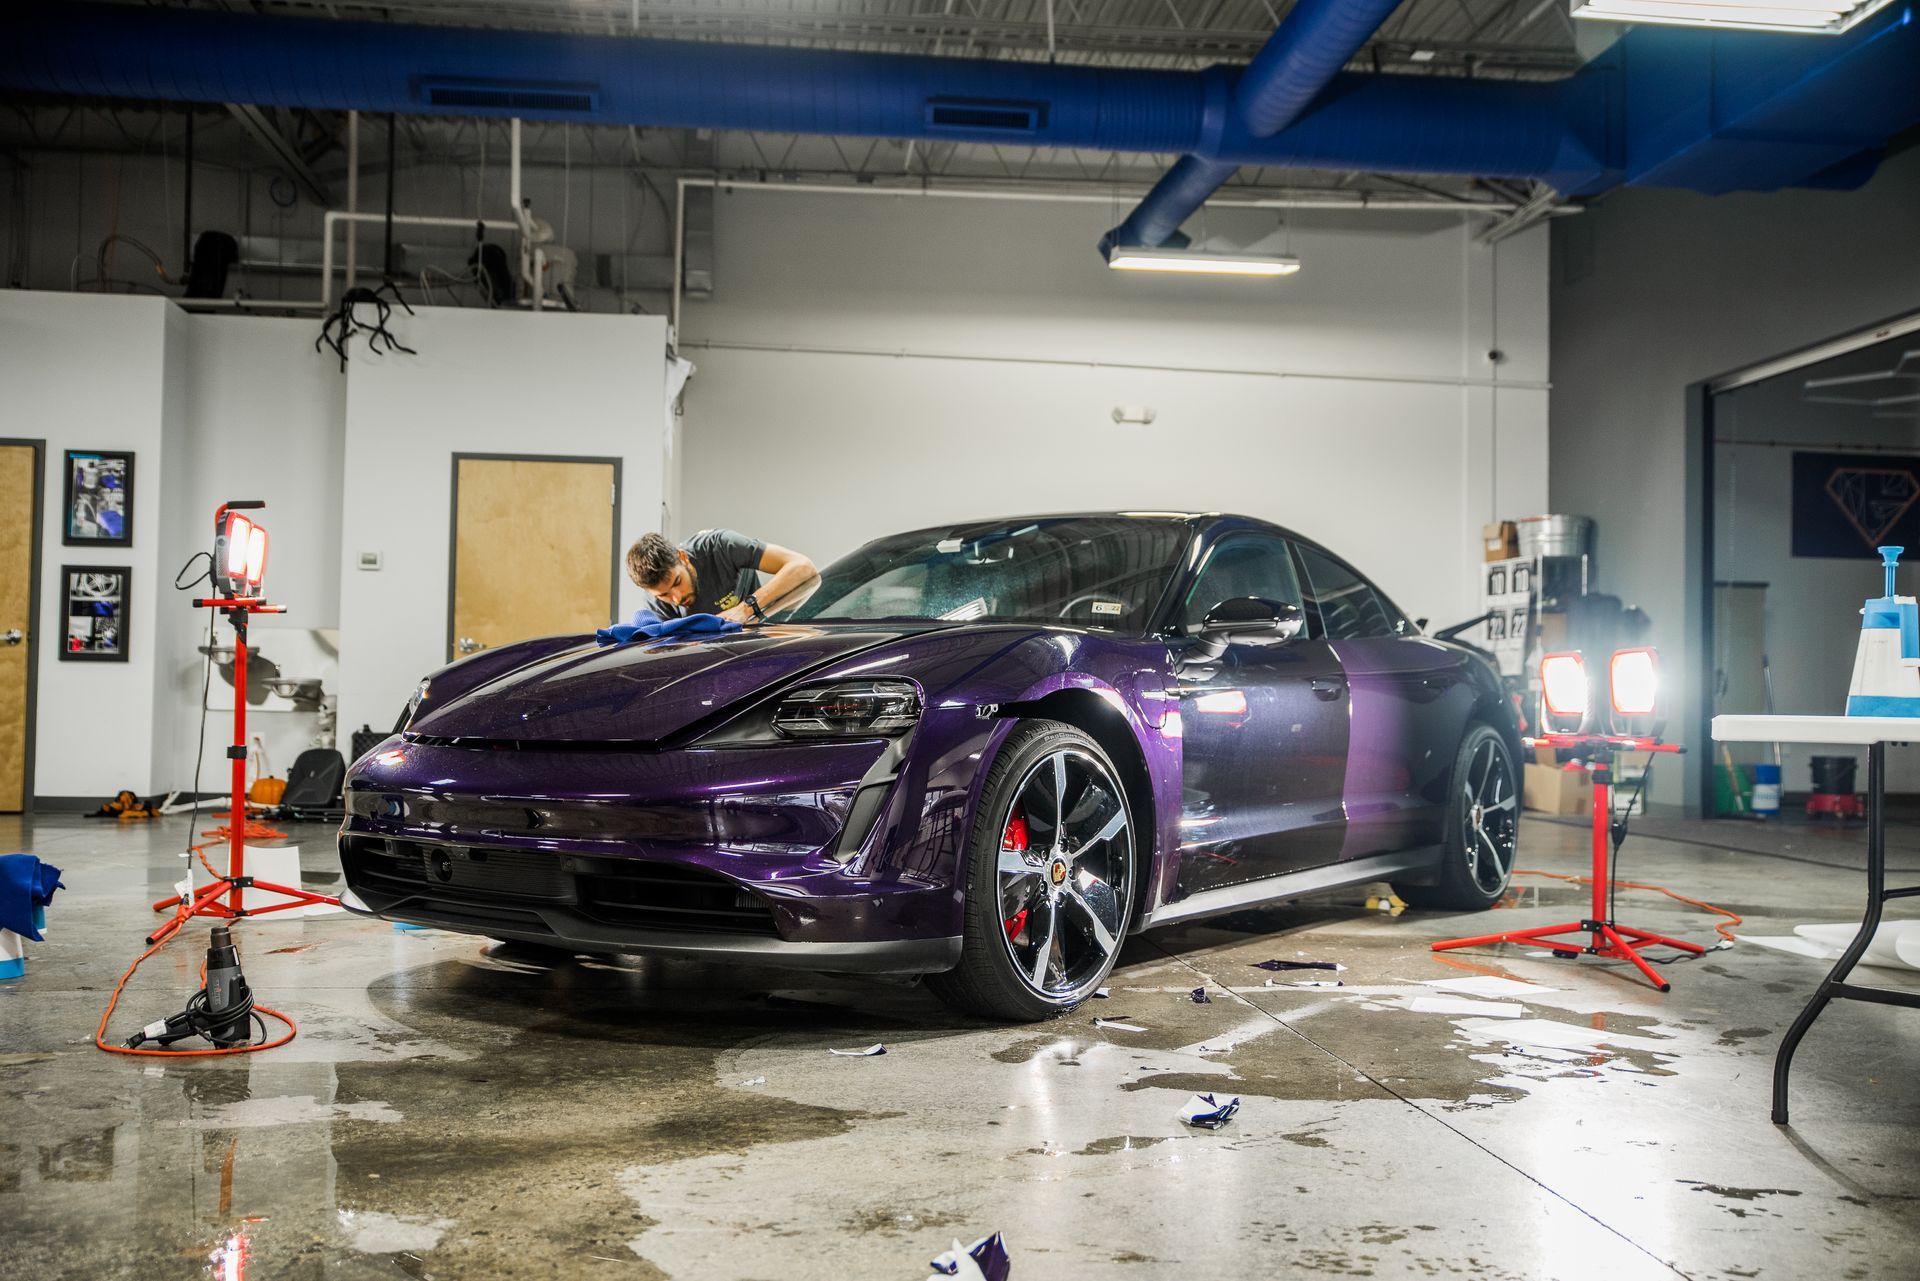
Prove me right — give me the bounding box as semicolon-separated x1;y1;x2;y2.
718;542;817;622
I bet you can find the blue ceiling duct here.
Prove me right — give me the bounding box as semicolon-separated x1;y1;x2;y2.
4;4;1917;247
1102;0;1404;254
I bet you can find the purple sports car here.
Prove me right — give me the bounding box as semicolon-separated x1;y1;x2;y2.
339;513;1522;1020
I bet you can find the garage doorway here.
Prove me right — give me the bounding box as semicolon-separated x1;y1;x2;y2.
1696;309;1920;816
0;439;43;812
446;454;623;665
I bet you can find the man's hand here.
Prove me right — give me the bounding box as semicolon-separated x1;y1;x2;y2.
717;603;756;624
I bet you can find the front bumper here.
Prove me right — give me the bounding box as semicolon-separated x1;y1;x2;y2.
338;737;964;973
338;888;961;974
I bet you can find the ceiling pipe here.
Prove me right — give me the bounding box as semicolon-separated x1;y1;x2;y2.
1102;0;1402;255
5;4;1917;224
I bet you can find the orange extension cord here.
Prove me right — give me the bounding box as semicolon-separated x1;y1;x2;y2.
1513;868;1744;943
93;816;299;1058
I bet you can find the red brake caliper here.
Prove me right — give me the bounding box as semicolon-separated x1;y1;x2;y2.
1002;809;1031;941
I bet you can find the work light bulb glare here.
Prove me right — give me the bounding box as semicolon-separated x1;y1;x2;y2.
245;525;268;585
226;516;252;577
1611;649;1659;718
1541;653;1588;718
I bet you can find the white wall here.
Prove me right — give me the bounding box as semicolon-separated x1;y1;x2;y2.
334;307;669;740
1550;145;1920;811
0;291;176;798
157;316;349;789
680;193;1549;631
3;292;668;801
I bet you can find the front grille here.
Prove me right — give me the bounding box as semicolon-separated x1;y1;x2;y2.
340;835;779;937
578;863;778;935
340;837;570;900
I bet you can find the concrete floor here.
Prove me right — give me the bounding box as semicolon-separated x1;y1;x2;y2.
2;811;1917;1280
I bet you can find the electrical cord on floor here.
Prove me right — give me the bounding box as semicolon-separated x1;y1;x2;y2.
93;925;296;1059
99;815;299;1058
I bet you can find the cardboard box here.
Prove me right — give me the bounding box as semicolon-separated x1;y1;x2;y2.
1524;762;1591;816
1533;742;1559;767
1482;521;1519;563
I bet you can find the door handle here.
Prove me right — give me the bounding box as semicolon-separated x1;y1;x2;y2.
1;629;20;646
1310;678;1344;701
458;636;485;654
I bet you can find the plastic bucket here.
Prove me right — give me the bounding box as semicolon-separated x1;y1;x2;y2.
1752;763;1782;816
1810;755;1858;795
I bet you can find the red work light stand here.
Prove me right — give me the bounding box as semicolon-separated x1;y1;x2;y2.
146;594;340;947
1430;734;1703;992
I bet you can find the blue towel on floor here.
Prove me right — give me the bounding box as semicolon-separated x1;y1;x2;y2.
0;854;65;942
596;611;742;646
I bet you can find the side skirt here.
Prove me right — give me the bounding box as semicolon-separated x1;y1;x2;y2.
1139;848;1442;929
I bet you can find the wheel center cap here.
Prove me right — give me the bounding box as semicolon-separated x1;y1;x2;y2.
1049;859;1069;887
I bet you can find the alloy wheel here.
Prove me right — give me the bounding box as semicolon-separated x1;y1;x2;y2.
1461;736;1518;895
994;748;1132;998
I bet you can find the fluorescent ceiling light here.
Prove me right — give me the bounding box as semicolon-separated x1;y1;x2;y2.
1106;247;1301;277
1570;0;1893;34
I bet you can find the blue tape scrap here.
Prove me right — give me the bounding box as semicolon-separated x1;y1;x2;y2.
1179;1092;1241;1130
928;1232;1011;1281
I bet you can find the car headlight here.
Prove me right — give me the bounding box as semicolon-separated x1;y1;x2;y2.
771;680;921;739
396;677;431;733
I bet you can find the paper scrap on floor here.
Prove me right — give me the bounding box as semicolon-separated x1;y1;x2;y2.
1421;976;1553;998
1406;995;1527;1018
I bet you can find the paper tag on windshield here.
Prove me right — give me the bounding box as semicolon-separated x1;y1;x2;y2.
1091;601;1123;616
936;538;964;553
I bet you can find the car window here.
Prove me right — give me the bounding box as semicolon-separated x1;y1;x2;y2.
1180;534;1304;630
786;517;1185;631
1294;543;1398;640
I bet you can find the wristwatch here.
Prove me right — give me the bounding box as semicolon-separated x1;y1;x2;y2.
744;594;766;622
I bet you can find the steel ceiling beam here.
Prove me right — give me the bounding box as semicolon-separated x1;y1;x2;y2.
224;102;332;204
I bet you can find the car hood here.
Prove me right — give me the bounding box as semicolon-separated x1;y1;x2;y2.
407;624;924;744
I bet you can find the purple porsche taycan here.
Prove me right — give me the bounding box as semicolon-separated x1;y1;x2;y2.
338;513;1523;1020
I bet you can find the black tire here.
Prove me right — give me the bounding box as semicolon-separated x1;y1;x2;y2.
927;720;1137;1021
1402;723;1519;911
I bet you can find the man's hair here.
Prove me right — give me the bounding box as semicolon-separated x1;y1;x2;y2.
626;533;680;589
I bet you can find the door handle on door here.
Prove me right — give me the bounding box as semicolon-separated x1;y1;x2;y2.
1;629;20;646
458;636;484;654
1310;678;1344;701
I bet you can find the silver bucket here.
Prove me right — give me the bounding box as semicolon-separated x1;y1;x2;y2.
1517;514;1594;562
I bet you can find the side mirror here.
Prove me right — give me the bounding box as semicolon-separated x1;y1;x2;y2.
1190;598;1303;664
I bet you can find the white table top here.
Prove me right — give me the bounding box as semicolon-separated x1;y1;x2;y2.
1713;714;1920;745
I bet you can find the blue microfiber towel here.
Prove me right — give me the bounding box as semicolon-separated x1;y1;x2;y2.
596;611;743;646
0;854;65;942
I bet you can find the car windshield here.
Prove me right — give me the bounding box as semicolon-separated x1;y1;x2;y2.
780;517;1189;630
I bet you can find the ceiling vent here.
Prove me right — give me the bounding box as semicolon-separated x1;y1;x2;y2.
419;78;597;115
924;97;1047;134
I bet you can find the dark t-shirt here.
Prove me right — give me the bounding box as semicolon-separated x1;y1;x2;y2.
645;528;766;619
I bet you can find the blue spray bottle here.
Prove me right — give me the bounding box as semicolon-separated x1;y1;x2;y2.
1845;546;1920;716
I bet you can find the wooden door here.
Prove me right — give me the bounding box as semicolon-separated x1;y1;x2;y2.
0;443;41;812
449;456;620;664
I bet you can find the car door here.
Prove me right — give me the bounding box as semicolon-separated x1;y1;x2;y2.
1291;542;1476;860
1172;533;1350;896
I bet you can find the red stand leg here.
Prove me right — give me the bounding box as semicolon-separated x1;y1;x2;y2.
148;598;339;946
1430;740;1702;993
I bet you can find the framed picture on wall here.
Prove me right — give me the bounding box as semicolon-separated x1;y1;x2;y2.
63;449;135;546
61;566;130;662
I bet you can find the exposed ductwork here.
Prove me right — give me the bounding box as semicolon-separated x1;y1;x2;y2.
1101;0;1404;256
4;4;1918;256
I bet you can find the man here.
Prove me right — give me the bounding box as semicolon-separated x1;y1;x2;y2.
625;528;816;624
